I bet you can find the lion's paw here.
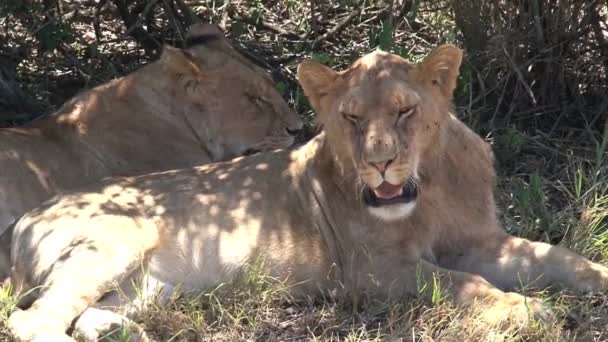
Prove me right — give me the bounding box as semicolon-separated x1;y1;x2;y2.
576;262;608;293
8;309;75;342
479;292;554;327
72;308;150;342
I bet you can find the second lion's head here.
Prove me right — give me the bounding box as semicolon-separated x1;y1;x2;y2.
298;45;462;221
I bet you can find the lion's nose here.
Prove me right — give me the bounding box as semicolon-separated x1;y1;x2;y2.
370;159;393;173
285;127;301;136
365;135;397;166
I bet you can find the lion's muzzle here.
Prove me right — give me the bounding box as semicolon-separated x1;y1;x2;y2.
363;178;418;207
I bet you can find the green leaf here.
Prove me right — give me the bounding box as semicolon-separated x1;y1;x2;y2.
311;52;332;65
378;19;395;51
274;81;287;95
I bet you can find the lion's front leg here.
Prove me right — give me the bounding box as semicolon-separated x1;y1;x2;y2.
359;258;552;326
440;231;608;293
8;244;146;342
8;216;158;341
415;260;553;324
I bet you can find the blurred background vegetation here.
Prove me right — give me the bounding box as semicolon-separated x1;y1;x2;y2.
2;1;608;339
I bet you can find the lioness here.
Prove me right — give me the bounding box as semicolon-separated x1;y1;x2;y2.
0;24;302;278
7;46;608;341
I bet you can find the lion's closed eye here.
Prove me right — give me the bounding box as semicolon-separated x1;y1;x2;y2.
396;107;417;124
342;113;361;124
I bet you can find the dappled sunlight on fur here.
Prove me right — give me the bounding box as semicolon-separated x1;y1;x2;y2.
0;23;302;281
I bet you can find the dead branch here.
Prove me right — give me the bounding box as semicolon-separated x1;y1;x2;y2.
219;0;232;31
231;9;305;40
93;0;108;44
162;0;186;44
112;0;160;55
501;45;536;106
313;3;363;47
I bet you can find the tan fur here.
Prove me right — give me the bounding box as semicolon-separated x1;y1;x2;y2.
7;47;608;341
0;24;302;279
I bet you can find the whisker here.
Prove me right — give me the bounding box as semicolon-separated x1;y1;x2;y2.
405;176;421;196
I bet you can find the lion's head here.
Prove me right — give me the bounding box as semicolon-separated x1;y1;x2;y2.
158;24;303;159
297;46;462;221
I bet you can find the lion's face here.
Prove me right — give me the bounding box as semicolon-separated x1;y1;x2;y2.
298;46;462;221
160;24;303;160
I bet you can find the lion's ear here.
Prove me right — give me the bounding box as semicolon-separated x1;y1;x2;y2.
186;23;224;40
160;45;202;75
297;61;339;109
185;23;227;50
420;44;462;98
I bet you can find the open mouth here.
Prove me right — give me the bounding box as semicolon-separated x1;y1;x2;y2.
363;179;418;207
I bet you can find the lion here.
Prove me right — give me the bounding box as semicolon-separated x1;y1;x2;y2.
0;24;302;278
6;45;608;341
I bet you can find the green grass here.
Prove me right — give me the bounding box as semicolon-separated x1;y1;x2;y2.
2;223;606;342
0;284;17;340
0;170;606;340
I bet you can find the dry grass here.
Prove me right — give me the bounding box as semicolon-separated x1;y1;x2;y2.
1;223;607;342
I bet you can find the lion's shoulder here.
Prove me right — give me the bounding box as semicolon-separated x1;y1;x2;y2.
444;114;494;168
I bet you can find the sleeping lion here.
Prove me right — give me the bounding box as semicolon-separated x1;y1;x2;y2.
0;24;302;279
7;45;608;341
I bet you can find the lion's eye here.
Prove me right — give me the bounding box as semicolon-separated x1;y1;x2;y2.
342;113;361;124
252;95;266;104
397;107;416;122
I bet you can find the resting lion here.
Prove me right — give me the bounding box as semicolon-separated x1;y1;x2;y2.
7;46;608;341
0;24;302;278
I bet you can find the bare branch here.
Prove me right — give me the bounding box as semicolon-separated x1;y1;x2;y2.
313;3;362;47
